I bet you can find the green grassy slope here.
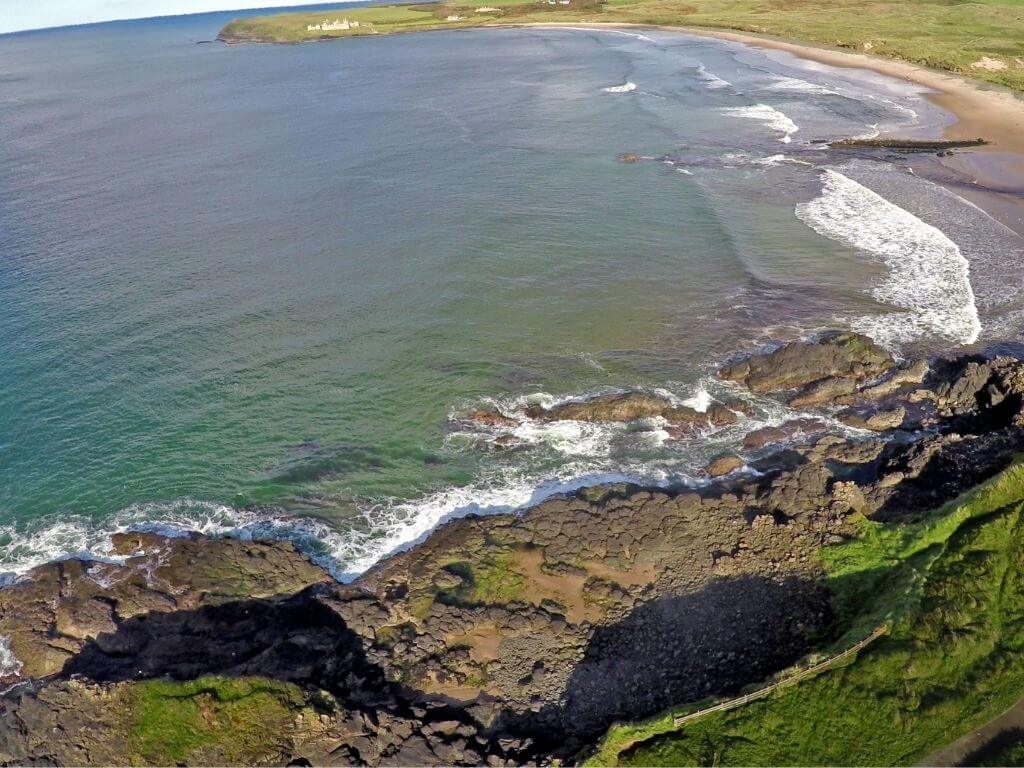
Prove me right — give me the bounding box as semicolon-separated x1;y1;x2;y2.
220;0;1024;92
590;462;1024;766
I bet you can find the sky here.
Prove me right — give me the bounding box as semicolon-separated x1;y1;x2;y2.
0;0;337;35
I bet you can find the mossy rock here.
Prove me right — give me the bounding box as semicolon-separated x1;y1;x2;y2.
128;676;308;765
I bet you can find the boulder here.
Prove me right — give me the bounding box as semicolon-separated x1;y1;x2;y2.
788;376;859;408
525;392;737;429
466;409;519;428
742;419;826;450
854;360;929;401
705;454;745;477
718;332;893;394
839;407;907;432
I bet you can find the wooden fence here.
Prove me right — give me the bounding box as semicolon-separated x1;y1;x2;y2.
672;624;890;727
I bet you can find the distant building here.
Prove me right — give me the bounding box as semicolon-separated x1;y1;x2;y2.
475;6;501;11
307;18;361;31
446;14;467;20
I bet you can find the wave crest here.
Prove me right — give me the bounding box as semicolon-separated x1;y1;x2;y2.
723;104;799;143
795;169;981;347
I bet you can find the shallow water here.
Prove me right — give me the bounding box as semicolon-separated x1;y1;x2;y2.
1;12;1023;578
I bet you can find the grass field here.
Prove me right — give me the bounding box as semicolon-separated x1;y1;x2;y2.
587;462;1024;766
220;0;1024;91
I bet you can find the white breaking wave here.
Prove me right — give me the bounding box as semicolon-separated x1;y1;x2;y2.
0;374;879;585
603;81;637;93
851;123;881;141
696;64;732;90
605;29;657;43
559;27;657;44
679;383;712;412
0;473;684;585
766;76;838;96
0;637;22;678
795;169;981;347
724;104;799;143
873;96;918;120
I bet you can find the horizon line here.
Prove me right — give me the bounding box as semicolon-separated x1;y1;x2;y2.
0;0;374;38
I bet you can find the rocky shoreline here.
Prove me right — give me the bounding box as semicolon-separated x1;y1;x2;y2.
3;332;1024;765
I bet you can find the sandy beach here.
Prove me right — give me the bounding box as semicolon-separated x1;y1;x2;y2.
522;23;1024;151
517;22;1024;233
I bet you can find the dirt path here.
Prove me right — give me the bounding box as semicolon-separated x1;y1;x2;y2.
920;694;1024;766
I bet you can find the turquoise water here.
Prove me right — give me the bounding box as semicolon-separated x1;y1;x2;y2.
2;12;1022;577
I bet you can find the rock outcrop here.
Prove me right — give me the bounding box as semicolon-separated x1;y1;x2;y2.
0;533;330;684
4;333;1024;765
523;391;738;430
718;332;893;395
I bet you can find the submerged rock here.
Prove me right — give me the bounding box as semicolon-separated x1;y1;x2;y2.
742;418;827;450
525;391;738;430
465;408;519;428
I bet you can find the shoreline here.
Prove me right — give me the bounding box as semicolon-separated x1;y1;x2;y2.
520;22;1024;154
7;331;1024;765
510;22;1024;232
5;16;1021;587
221;18;1024;231
4;17;1024;765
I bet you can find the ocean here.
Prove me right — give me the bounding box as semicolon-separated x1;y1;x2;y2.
2;9;1023;579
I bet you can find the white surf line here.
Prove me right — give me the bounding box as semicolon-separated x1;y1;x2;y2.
765;75;838;96
696;64;732;90
553;25;658;44
723;103;799;143
796;168;981;348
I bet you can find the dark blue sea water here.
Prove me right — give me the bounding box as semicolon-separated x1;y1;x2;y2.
2;10;1023;578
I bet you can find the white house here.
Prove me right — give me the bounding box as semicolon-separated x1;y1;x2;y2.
307;18;361;31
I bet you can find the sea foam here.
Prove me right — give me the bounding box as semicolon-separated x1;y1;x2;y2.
0;637;22;678
796;169;981;347
696;64;732;90
0;375;873;584
724;104;799;143
603;81;637;93
766;76;838;96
